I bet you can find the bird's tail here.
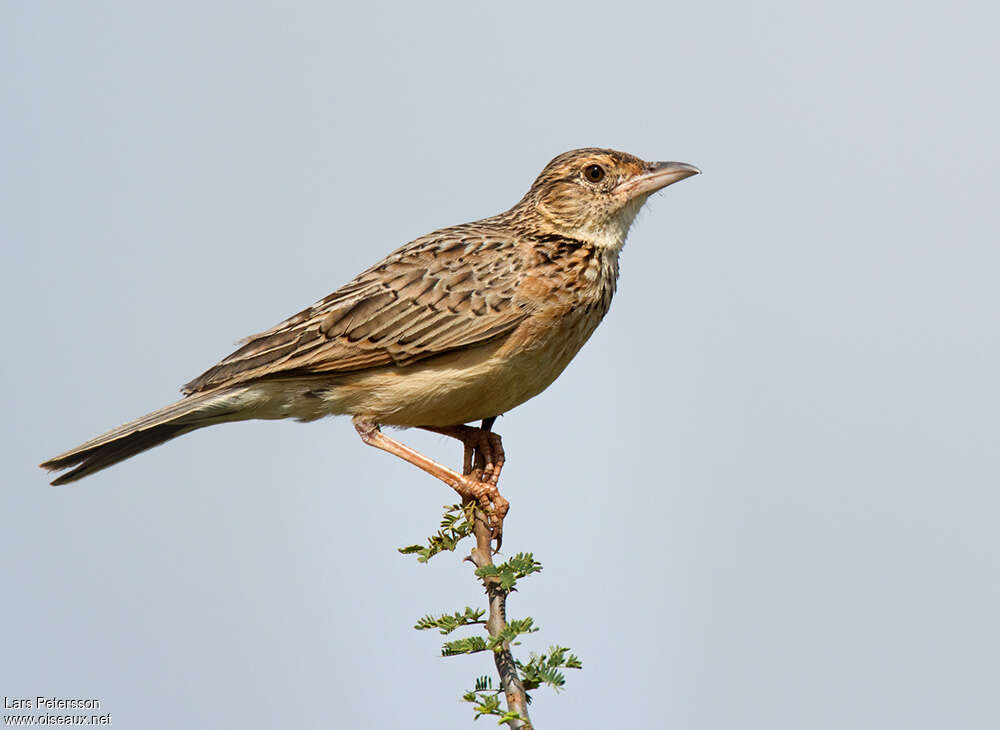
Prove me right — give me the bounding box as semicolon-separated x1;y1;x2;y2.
40;389;246;485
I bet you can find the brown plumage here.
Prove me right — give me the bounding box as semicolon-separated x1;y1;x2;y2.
40;148;699;540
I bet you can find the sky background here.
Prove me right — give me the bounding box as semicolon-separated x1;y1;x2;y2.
3;1;999;728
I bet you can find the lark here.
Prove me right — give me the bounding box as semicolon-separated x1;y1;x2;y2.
41;148;699;540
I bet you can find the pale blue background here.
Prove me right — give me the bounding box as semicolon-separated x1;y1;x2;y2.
3;1;998;728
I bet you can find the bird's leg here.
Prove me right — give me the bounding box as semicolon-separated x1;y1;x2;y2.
421;424;505;486
353;417;509;542
478;419;508;549
420;419;508;548
476;417;504;489
475;417;508;550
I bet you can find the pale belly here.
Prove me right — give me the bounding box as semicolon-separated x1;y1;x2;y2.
334;306;606;426
232;307;607;427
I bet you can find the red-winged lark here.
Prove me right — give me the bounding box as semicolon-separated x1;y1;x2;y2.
41;148;700;544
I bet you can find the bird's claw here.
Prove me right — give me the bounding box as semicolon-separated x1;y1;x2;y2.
458;473;509;551
453;426;504;485
427;422;508;550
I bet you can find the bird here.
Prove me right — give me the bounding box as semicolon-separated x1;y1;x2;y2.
40;148;699;541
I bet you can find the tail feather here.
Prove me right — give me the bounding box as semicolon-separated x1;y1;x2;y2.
40;389;243;485
45;424;197;485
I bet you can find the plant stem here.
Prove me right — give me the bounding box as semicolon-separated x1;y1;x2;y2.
468;512;532;729
466;415;531;729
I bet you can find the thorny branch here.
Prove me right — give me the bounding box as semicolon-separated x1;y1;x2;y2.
464;418;532;729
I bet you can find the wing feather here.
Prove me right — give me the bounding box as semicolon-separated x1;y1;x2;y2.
182;227;530;394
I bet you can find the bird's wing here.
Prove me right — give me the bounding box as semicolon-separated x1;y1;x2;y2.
182;227;531;394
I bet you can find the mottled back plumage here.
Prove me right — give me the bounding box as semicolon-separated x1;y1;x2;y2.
183;148;650;395
183;226;533;393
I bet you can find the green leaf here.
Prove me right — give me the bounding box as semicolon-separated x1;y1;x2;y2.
467;693;502;719
497;711;527;724
503;552;544;580
413;607;486;634
442;636;489;656
486;616;539;650
398;503;475;562
475;552;543;590
462;675;502;719
516;645;583;692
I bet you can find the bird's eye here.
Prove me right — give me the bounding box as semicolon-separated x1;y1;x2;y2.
583;164;606;183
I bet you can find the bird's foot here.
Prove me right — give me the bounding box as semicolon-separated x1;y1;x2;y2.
424;425;505;485
355;417;509;550
457;473;509;549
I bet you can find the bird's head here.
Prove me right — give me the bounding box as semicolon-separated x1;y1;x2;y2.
511;148;699;250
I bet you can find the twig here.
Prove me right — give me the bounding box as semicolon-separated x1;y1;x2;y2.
465;417;531;729
467;511;532;728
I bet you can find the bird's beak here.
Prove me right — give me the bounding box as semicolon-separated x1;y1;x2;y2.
616;161;701;199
